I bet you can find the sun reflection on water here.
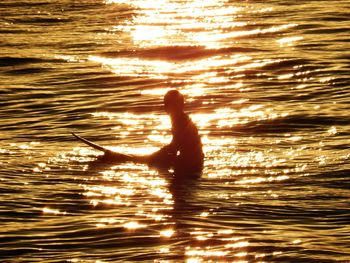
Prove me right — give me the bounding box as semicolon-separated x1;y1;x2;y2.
89;53;252;80
106;0;245;48
105;0;296;50
184;233;252;261
93;103;288;133
51;0;325;261
42;207;66;216
88;103;302;185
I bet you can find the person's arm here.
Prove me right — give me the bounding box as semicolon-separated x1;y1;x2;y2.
161;135;178;153
148;122;183;166
151;135;178;159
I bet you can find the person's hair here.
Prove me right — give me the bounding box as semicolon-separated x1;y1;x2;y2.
164;89;184;112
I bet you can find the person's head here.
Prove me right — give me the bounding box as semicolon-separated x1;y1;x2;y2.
164;89;184;115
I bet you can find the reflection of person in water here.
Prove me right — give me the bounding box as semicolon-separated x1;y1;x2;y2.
149;90;204;175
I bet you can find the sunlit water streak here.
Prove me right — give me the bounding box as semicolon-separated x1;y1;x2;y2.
1;0;350;262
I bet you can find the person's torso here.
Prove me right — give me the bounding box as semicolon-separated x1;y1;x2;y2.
171;113;204;161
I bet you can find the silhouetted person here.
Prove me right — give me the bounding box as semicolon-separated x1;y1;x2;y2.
149;90;204;176
99;90;204;176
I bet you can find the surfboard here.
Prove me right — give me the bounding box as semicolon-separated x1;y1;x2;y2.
72;132;148;163
72;132;109;153
71;133;202;176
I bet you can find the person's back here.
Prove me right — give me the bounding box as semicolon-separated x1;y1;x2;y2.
170;111;203;173
150;90;204;176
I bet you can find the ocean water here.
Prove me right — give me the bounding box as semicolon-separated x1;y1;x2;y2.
1;0;349;262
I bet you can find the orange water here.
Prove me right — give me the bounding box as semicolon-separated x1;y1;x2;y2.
1;0;349;261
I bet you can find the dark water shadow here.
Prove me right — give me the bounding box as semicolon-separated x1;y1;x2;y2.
81;156;206;226
87;157;204;210
168;176;201;214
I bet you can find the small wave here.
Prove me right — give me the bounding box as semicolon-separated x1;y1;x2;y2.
11;17;72;24
99;45;262;61
0;56;64;67
5;67;52;75
233;114;350;134
261;58;311;70
0;1;50;7
0;29;29;34
304;27;350;35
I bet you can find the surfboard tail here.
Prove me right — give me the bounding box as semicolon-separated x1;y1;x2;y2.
72;132;107;152
72;132;143;162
